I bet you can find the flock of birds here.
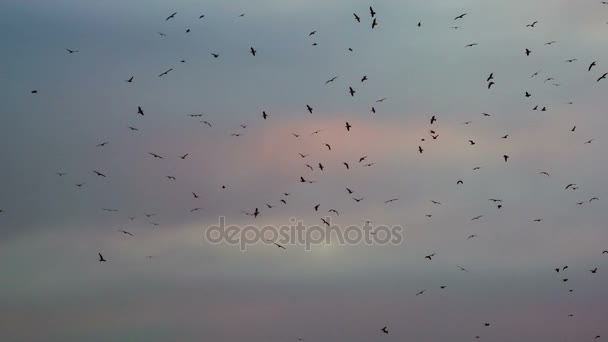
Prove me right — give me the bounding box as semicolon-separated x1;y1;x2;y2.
5;2;608;340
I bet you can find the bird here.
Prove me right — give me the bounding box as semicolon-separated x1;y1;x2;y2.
148;153;163;159
128;126;138;131
250;47;256;56
471;215;484;221
268;240;286;250
158;68;173;77
369;6;376;17
454;13;467;20
192;192;199;199
211;53;220;58
525;48;532;56
66;48;79;54
488;82;495;89
354;13;361;22
179;153;189;160
565;58;577;63
418;146;424;154
353;197;364;203
589;61;597;71
324;143;331;151
487;73;494;82
93;170;106;177
526;21;538;27
349;87;356;96
525;91;531;97
430;115;437;124
425;253;435;260
325;76;338;84
457;265;469;272
590;268;598;274
503;155;509;162
468;235;478;239
96;142;109;147
371;18;378;29
565;184;577;190
306;105;313;114
465;43;478;48
118;230;134;236
98;253;107;262
137;106;144;116
381;326;388;334
165;12;177;21
345;122;351;131
597;73;608;82
416;290;426;296
384;199;399;204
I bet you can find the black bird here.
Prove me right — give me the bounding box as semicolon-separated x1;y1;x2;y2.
262;111;268;119
306;105;313;114
93;170;106;177
503;155;509;162
371;18;378;29
349;87;356;96
96;142;109;147
98;253;107;262
343;162;350;169
149;153;163;159
118;230;134;236
454;13;467;20
381;326;388;334
346;187;354;194
430;115;437;124
589;61;597;72
526;21;538;27
525;48;531;56
211;53;220;58
250;47;256;56
66;48;79;54
179;153;189;160
165;12;177;21
370;6;376;17
418;146;424;154
590;268;598;274
597;73;608;82
361;75;368;82
487;73;494;82
125;76;134;83
31;90;38;94
488;82;495;89
325;76;338;84
192;192;199;199
525;91;531;97
158;68;173;77
268;240;287;250
354;13;361;22
345;122;351;131
137;106;144;116
325;143;331;150
425;253;435;260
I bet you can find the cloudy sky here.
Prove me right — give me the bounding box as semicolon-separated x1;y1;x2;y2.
1;0;608;341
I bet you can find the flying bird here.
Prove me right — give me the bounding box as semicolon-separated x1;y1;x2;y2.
165;12;177;21
98;253;107;262
158;68;173;77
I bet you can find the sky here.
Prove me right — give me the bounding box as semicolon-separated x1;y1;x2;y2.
1;0;608;341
